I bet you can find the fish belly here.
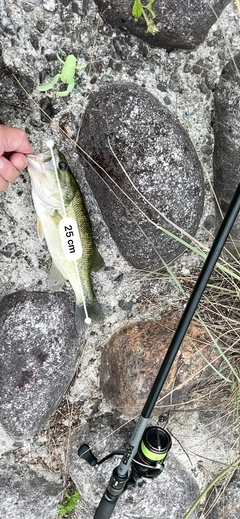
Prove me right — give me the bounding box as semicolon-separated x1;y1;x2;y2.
37;207;94;305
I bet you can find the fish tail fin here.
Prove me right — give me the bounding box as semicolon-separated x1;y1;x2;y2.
74;304;88;335
87;299;103;322
75;299;103;334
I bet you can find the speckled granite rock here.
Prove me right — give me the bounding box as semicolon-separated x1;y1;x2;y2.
0;43;34;114
213;53;240;255
94;0;231;51
78;83;204;270
0;455;62;519
100;318;226;415
0;290;84;440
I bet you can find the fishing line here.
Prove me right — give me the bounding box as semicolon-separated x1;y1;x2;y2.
107;137;208;253
46;139;67;219
46;139;91;326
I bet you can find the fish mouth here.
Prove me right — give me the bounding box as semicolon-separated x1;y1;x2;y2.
27;152;52;175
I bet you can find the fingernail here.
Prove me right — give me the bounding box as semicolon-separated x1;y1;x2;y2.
0;157;5;169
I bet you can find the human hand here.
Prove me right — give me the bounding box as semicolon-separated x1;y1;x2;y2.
0;125;34;192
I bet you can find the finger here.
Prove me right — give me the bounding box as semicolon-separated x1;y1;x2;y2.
0;156;21;183
0;125;34;155
8;152;29;172
0;175;9;192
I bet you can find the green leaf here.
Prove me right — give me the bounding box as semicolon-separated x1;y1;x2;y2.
58;506;67;516
132;0;143;19
132;0;158;33
58;491;81;516
145;0;156;18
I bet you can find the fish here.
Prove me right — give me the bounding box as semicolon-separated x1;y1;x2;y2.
27;146;104;333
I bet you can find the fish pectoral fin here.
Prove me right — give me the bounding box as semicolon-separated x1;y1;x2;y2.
50;211;63;227
91;245;105;272
37;219;45;241
75;299;103;334
48;262;66;289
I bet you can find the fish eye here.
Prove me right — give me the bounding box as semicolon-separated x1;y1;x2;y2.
58;161;68;171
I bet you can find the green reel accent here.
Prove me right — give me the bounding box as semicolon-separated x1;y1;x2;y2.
140;440;168;462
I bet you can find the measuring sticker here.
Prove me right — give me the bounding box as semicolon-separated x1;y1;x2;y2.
59;217;83;261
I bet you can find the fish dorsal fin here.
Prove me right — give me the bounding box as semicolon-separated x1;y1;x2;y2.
37;218;45;241
91;245;105;272
48;262;66;289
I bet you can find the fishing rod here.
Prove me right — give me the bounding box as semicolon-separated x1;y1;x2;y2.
79;182;240;519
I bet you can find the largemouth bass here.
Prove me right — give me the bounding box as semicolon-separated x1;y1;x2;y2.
27;146;104;333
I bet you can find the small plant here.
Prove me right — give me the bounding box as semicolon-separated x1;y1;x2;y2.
58;491;81;516
132;0;158;35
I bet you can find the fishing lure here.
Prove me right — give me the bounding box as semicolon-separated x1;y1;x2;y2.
37;54;86;97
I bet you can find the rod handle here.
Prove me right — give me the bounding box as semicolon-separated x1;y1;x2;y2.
94;467;128;519
94;492;118;519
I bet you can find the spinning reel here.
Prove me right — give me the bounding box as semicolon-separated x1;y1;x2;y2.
78;425;172;489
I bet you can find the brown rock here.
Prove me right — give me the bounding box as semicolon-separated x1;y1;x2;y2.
100;317;226;415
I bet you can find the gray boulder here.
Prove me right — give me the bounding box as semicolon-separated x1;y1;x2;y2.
0;290;84;440
213;53;240;255
0;455;62;519
94;0;231;51
78;83;204;270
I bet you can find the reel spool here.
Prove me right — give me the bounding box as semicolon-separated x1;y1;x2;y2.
129;426;172;485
